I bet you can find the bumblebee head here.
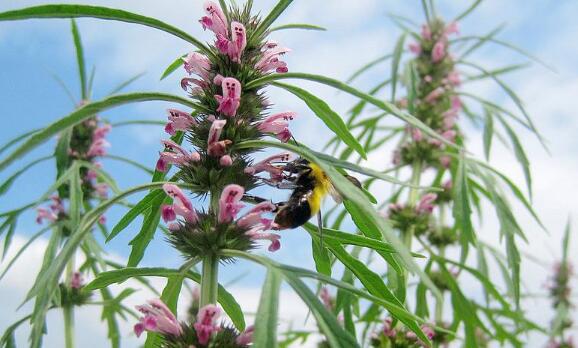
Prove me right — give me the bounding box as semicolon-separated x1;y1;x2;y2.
283;157;311;174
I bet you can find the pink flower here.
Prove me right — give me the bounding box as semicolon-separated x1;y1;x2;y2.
215;22;247;63
445;21;459;36
421;25;432;40
218;184;245;223
134;299;182;338
36;207;57;224
194;304;221;345
207;119;231;157
183;52;211;80
94;183;109;199
162;183;198;225
416;193;437;214
442;109;458;129
156;140;200;172
320;287;333;310
257;112;296;142
421;325;436;340
442;129;457;143
411;128;423;142
165;109;196;135
425;87;445;103
450;95;462;111
409;42;421;55
447;70;461;86
87;138;110;157
199;1;228;37
236;200;281;251
443;179;452;191
215;77;241;117
255;46;291;73
236;325;254;345
432;40;446;63
244;152;292;182
219;154;233;166
382;318;396;338
440;155;451;168
181;78;207;95
93;124;111;140
49;195;65;214
229;22;247;62
70;272;83;289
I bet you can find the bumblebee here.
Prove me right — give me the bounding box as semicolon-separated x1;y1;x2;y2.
272;158;361;230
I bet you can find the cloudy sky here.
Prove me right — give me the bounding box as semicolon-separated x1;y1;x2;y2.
0;0;577;347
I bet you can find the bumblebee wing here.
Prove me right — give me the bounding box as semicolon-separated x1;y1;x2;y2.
328;182;343;204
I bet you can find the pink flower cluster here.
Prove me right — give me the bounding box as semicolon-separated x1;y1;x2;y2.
410;21;459;63
36;195;64;224
244;152;292;183
86;123;111;158
69;271;84;289
218;184;281;251
160;183;281;252
134;299;183;338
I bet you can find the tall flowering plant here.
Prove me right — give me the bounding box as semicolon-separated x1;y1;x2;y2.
0;20;155;348
0;1;467;347
324;1;548;347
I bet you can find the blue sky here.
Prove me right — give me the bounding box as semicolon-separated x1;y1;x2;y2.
1;0;577;347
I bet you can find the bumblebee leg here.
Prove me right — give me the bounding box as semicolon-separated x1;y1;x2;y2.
261;179;300;190
242;195;285;212
317;210;324;250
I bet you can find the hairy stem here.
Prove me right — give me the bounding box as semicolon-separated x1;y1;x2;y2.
64;258;76;348
200;253;219;307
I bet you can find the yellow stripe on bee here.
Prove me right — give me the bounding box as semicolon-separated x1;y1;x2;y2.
307;163;331;216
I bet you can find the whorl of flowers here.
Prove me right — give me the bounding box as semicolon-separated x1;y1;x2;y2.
546;260;575;348
394;19;461;169
36;115;111;228
134;299;253;348
370;318;436;348
156;0;295;195
383;193;439;237
57;271;92;307
162;183;281;259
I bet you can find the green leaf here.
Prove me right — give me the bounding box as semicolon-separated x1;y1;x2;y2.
497;116;532;199
453;154;476;259
69;164;84;230
127;194;167;267
390;33;406;103
70;19;87;99
283;272;359;348
108;72;145;95
160;54;186;80
460;61;546;151
303;222;424;257
253;269;282;348
226;250;429;344
251;0;294;40
270;23;326;32
0;226;51;281
346;54;392;83
273;82;367;159
0;5;212;57
107;189;165;242
0;128;40;157
310;235;331;276
0;156;52;196
250;72;457;149
104;154;155;175
0;92;199;172
454;0;484;22
324;241;429;343
482;107;494;160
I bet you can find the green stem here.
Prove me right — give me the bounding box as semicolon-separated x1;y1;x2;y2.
63;305;75;348
199;253;219;307
404;160;423;249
